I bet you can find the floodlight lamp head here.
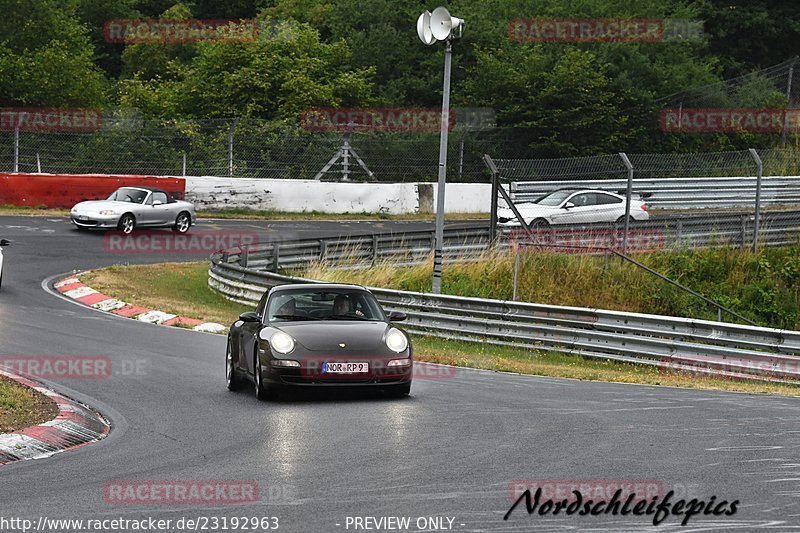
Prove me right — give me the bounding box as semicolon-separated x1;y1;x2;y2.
417;11;435;45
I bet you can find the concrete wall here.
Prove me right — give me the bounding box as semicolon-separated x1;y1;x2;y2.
0;172;491;214
186;176;490;214
432;183;492;213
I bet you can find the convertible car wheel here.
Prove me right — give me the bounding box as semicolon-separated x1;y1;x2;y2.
118;214;136;235
173;212;191;234
226;340;242;391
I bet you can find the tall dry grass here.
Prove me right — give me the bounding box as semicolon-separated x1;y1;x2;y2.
298;244;800;329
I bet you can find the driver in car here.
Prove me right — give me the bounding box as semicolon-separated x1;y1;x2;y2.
332;294;365;317
275;297;296;316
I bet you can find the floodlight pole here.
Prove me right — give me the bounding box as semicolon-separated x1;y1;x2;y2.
432;40;452;294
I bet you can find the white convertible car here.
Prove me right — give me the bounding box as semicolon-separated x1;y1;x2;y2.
497;188;649;228
70;186;196;235
0;238;9;290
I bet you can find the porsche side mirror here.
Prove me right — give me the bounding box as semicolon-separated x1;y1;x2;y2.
563;202;575;209
0;239;10;247
239;311;260;322
388;311;407;322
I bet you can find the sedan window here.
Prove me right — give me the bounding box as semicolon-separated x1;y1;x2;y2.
534;190;574;206
596;193;623;205
568;193;597;207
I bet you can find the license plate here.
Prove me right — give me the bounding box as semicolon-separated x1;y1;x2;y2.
322;362;369;373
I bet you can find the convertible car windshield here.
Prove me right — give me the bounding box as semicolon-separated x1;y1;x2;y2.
267;289;385;322
106;187;148;204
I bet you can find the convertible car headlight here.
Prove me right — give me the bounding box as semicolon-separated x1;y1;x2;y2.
385;328;408;353
99;210;116;215
270;331;295;354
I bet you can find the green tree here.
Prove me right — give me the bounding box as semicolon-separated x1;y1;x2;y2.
0;0;107;106
118;17;375;120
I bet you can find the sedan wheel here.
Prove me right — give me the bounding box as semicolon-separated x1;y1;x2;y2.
118;214;135;235
173;212;191;234
530;218;550;230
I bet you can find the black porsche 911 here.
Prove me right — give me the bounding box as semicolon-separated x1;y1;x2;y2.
226;283;412;400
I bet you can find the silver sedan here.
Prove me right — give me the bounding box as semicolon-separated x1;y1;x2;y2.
70;186;196;234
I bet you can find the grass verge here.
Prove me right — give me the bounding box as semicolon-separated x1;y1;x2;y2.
79;261;800;396
0;376;58;434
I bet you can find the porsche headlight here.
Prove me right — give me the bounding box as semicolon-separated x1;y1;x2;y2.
270;331;295;354
385;328;408;353
99;210;116;215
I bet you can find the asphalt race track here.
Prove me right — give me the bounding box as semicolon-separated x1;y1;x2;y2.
2;215;800;532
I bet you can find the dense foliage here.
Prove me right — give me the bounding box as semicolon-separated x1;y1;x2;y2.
2;0;799;155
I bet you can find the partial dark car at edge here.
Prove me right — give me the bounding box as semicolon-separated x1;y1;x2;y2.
226;283;412;400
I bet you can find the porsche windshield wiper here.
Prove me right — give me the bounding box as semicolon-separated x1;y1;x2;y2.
273;314;320;321
325;314;372;321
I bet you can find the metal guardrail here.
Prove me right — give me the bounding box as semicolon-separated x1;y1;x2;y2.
504;210;800;250
220;227;492;271
510;176;800;209
209;229;800;385
218;210;800;278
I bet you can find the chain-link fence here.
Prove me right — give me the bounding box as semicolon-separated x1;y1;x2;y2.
486;148;800;327
0;117;538;183
488;147;800;254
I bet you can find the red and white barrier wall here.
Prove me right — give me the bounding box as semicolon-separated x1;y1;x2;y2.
0;173;185;208
0;173;490;214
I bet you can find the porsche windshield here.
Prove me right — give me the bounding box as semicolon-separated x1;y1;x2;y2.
268;289;385;321
106;188;148;204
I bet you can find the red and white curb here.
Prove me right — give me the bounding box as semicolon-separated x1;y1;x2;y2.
0;369;110;465
54;276;226;333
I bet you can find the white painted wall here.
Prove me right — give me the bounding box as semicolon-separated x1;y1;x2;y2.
186;176;491;214
186;177;420;215
432;183;492;213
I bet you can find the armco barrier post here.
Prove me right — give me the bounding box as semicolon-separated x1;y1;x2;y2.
228;118;240;178
13;124;19;173
484;154;500;243
618;152;634;255
749;148;763;252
